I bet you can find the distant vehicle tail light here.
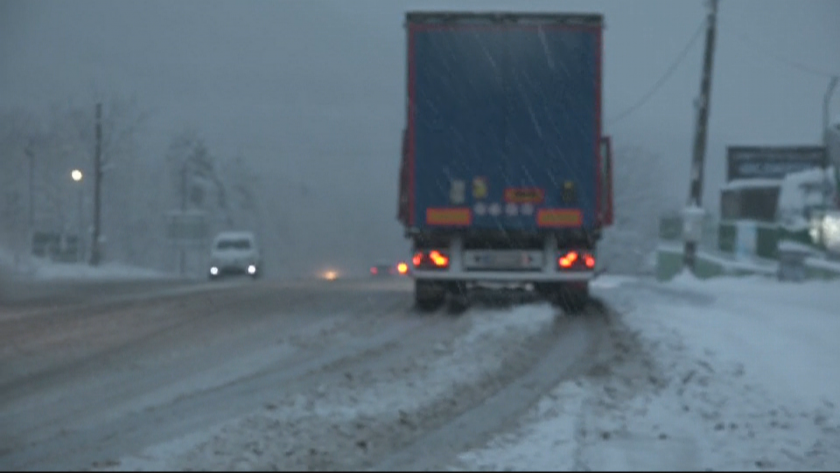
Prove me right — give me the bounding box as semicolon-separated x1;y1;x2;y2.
412;250;449;270
371;267;378;275
558;251;595;271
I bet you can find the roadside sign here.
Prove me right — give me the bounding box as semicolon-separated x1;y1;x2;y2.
726;146;825;182
165;210;209;246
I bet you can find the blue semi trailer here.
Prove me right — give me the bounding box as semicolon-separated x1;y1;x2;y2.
398;12;614;312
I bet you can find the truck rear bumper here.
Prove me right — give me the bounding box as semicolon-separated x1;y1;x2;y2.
412;269;593;283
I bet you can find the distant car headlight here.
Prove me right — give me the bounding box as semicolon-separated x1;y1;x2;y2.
210;266;219;276
247;265;257;275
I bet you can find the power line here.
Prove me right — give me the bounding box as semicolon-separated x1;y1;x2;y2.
606;19;707;127
719;17;840;79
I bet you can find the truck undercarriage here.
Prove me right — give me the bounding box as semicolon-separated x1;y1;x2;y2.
410;229;598;313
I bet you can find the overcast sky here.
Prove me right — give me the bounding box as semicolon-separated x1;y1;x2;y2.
2;0;839;271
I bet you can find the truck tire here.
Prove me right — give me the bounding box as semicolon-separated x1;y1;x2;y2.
548;283;589;314
415;280;445;312
446;281;469;314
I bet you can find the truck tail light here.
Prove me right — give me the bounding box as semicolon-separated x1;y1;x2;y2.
429;250;449;267
559;251;578;268
558;251;595;271
413;250;449;270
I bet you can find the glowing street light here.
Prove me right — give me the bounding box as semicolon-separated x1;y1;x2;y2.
70;169;85;262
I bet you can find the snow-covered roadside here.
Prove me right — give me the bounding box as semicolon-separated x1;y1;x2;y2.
450;275;840;471
29;260;168;281
0;245;169;281
100;303;560;471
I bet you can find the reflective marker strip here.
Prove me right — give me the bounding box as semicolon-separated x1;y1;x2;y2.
537;209;583;227
427;208;472;226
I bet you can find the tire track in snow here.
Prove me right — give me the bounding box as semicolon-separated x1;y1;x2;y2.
369;300;612;472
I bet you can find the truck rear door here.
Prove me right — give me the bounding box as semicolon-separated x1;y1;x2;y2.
406;14;603;231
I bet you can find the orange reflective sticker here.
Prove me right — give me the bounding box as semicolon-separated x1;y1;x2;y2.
426;208;472;226
537;209;583;227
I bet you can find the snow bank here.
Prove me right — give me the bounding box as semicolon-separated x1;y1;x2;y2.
721;178;782;191
28;260;168;281
0;244;169;281
659;242;778;277
805;257;840;273
0;246;30;271
777;239;820;255
453;276;840;471
777;166;836;231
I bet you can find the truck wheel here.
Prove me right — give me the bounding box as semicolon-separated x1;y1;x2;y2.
447;281;469;315
551;284;589;314
415;280;445;312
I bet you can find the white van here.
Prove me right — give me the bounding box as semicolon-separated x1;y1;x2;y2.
208;231;262;280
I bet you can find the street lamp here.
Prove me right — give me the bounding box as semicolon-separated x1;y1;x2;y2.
70;169;84;261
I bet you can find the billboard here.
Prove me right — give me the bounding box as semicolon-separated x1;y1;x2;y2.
727;146;826;182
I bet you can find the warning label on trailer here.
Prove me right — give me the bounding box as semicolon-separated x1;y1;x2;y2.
472;177;488;199
504;188;544;204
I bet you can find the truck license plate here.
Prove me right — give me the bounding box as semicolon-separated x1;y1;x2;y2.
475;252;529;268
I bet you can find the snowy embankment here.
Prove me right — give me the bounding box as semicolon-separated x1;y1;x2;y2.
0;246;168;281
452;274;840;471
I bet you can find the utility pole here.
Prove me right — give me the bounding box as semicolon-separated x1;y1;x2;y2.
179;162;188;276
90;102;103;266
25;138;35;255
823;77;838;175
818;76;839;248
683;0;719;272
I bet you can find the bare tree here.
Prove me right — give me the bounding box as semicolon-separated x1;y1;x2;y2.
0;108;39;256
218;153;261;232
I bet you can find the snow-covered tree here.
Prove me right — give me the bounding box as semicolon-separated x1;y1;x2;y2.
599;144;672;275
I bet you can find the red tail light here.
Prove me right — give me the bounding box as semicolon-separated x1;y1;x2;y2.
559;251;578;268
558;250;596;271
412;250;449;270
371;267;378;275
429;250;449;267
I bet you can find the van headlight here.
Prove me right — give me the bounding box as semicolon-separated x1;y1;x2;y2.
247;265;257;274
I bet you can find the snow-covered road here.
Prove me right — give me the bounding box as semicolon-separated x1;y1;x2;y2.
0;277;612;471
450;274;840;471
2;273;837;471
